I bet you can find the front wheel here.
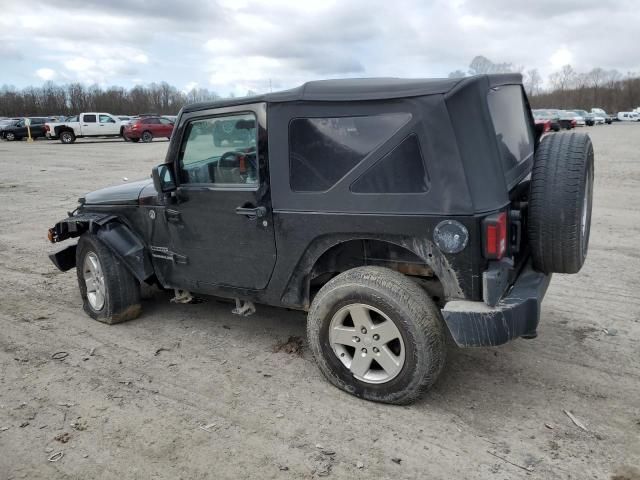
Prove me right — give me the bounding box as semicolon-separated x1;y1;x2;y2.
5;132;16;141
307;267;446;405
60;131;76;144
76;233;141;324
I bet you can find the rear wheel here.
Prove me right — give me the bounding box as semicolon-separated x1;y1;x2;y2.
76;233;141;324
528;132;594;274
307;266;446;405
60;131;76;144
141;131;153;143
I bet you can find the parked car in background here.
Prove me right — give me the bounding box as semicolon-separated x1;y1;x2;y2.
162;115;177;122
617;112;640;121
563;111;586;126
574;110;595;126
0;118;21;134
117;115;133;125
532;110;561;131
556;110;577;129
45;113;125;143
122;116;174;142
591;108;614;124
1;117;52;141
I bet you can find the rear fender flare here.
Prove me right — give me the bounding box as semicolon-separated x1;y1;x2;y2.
280;234;463;308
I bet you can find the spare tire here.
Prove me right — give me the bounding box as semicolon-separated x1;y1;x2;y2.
528;132;594;274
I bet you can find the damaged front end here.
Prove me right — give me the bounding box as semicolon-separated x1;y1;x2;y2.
47;211;153;283
48;212;118;271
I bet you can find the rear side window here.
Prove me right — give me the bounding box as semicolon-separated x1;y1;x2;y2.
289;113;411;192
83;114;96;123
351;135;428;193
487;85;534;177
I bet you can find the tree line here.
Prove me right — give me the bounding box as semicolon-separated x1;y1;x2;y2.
0;81;225;117
451;56;640;113
1;56;640;117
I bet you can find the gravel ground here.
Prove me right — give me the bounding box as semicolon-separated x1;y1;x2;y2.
0;127;639;480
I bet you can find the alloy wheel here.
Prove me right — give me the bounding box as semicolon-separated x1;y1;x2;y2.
83;251;106;311
329;303;405;384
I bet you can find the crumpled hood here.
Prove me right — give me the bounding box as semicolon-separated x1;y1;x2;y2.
83;179;153;205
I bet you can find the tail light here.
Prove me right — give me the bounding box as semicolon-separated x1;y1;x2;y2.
544;120;550;132
45;125;50;132
238;155;246;173
483;211;507;259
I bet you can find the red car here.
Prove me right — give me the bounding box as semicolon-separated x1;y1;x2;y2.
123;117;174;143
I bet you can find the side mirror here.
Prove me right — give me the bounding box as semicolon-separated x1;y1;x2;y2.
152;163;177;194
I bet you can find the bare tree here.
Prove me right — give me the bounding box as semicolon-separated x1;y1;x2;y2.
524;69;542;96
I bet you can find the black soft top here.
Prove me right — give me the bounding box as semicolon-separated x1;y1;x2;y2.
182;74;522;112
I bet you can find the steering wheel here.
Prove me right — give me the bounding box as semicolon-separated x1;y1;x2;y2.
216;151;241;183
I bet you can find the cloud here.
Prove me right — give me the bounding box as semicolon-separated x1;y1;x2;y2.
0;0;639;93
36;68;56;81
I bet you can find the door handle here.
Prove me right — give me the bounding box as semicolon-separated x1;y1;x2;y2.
235;205;267;218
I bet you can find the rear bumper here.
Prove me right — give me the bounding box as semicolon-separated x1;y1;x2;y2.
442;261;551;347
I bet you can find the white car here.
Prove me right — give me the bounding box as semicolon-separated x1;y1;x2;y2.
563;111;586;126
45;112;125;143
591;114;605;125
617;112;640;121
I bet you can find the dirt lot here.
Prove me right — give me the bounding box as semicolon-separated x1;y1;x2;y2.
0;127;639;480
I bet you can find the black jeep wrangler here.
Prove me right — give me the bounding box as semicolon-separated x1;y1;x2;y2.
48;74;594;404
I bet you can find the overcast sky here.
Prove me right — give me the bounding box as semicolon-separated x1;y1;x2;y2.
1;0;638;95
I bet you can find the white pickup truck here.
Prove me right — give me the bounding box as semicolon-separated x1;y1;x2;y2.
45;113;125;143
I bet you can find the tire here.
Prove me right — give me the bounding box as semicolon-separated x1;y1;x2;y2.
528;132;594;274
76;233;142;324
5;132;16;141
141;131;153;143
307;266;446;405
60;131;76;144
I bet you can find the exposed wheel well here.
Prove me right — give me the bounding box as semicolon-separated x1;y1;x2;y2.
306;239;445;308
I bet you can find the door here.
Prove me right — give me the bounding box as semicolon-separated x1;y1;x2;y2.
80;114;100;135
161;108;277;291
158;117;174;138
98;114;120;135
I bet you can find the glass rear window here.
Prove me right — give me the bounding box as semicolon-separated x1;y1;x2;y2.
289;113;411;192
487;85;534;178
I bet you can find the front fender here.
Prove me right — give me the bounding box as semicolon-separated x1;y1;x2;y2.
48;214;154;282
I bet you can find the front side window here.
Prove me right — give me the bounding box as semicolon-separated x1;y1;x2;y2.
289;113;411;192
83;114;96;123
179;112;257;186
99;114;115;123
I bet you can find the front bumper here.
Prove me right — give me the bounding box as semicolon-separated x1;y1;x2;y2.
442;261;551;347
